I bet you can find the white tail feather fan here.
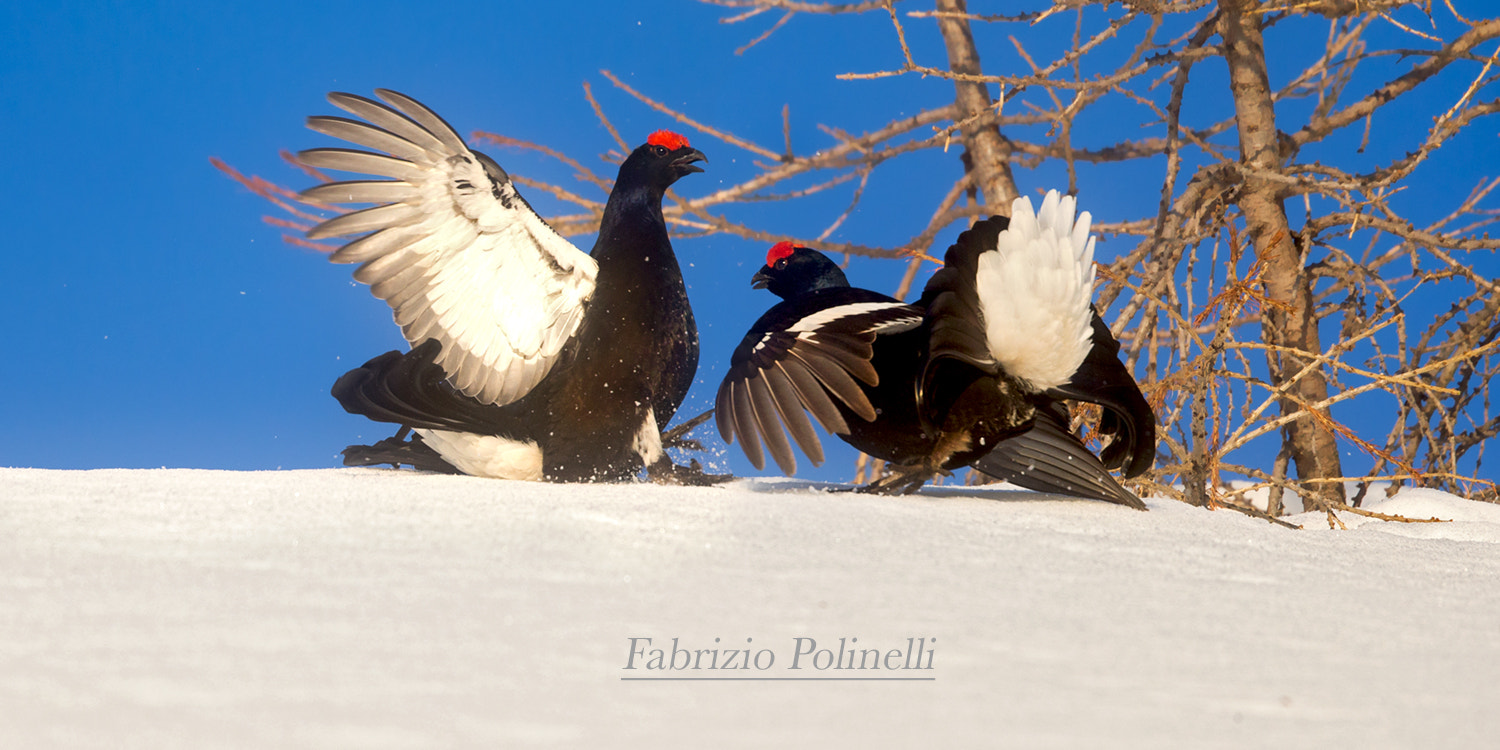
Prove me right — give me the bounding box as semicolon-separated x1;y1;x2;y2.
974;190;1097;392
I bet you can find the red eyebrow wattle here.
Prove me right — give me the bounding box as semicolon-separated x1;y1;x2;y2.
647;130;691;150
766;241;796;266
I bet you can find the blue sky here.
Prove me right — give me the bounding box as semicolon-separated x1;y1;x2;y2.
2;1;1494;484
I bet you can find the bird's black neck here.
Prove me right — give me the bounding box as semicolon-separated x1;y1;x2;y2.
592;186;675;268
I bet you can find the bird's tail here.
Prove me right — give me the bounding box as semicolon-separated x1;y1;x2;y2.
919;191;1098;400
918;193;1156;491
330;339;506;434
973;190;1097;392
971;402;1146;510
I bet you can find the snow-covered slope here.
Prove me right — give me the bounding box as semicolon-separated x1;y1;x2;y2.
3;468;1498;748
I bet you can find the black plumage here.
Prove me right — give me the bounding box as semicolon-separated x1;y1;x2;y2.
302;90;708;482
717;200;1156;508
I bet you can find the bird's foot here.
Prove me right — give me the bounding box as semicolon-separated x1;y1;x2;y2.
855;466;935;496
647;457;734;487
340;430;463;474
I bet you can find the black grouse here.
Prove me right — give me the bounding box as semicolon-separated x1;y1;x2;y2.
296;89;708;482
716;191;1155;507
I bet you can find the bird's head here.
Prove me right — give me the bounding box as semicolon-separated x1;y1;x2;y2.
620;130;707;192
751;242;850;300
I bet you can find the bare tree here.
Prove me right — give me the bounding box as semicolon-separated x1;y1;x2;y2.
220;0;1499;520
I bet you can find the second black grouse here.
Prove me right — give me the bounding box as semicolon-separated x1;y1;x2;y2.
716;191;1155;507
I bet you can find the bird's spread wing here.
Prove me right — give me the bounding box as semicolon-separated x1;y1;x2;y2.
300;89;598;407
716;289;923;475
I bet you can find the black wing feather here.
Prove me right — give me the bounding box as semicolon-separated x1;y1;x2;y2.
763;364;825;467
716;287;922;475
729;379;766;471
777;359;848;436
747;374;798;475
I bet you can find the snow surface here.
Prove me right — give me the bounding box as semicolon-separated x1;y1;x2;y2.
3;467;1498;749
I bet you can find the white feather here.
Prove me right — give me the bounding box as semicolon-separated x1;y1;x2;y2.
784;302;922;341
306;92;598;408
974;190;1097;391
632;408;663;468
787;302;889;333
415;429;544;481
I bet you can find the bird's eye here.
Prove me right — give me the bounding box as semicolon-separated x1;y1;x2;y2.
775;259;789;269
652;145;668;157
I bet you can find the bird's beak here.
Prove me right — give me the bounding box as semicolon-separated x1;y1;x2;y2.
673;148;708;174
751;267;772;289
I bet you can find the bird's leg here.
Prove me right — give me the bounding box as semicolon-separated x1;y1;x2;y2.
860;473;925;494
340;428;463;474
646;408;731;484
646;455;735;487
856;465;935;495
856;428;971;495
